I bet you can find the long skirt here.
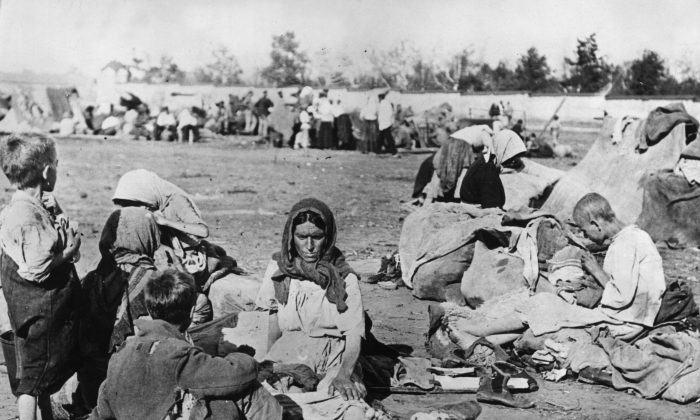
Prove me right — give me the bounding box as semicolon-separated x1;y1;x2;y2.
319;121;336;149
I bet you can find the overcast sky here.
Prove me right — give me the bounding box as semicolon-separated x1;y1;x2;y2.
1;0;699;78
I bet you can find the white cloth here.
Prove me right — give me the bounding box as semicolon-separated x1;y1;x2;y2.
676;158;700;185
378;99;393;130
316;98;334;123
360;97;378;121
112;169;200;213
156;111;176;127
255;260;365;338
178;109;197;128
599;225;666;327
59;118;77;136
488;129;527;166
101;116;121;131
124;109;138;124
449;125;493;147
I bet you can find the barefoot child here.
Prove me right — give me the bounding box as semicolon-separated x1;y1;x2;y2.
91;269;283;419
0;133;82;420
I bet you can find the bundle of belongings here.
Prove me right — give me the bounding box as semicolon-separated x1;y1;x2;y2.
542;102;698;226
425;209;700;405
636;105;700;248
399;202;562;301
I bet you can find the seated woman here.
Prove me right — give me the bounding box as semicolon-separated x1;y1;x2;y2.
443;193;666;350
80;207;241;412
79;207;162;409
416;127;525;209
112;169;257;320
255;198;374;419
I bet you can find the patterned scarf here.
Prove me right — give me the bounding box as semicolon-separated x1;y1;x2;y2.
271;198;355;313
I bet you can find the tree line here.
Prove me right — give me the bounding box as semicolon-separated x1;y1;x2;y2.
128;32;700;96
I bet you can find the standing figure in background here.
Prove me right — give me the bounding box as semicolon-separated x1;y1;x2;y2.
154;106;177;141
360;94;378;154
377;93;397;155
254;91;274;141
504;101;514;124
550;114;561;145
316;92;335;149
242;91;255;133
178;107;200;144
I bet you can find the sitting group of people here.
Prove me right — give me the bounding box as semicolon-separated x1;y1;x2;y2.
0;132;394;420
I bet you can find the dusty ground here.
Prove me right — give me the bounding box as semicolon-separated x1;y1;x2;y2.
0;129;699;419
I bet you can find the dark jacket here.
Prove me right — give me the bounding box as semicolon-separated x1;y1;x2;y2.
460;155;506;208
90;318;259;420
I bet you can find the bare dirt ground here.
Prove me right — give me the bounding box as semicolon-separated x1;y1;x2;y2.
0;130;699;419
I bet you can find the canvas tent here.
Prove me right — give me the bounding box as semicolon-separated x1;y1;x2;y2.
541;117;689;224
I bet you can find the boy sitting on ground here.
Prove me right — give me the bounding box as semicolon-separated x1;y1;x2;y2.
573;192;666;339
91;269;283;420
0;133;82;420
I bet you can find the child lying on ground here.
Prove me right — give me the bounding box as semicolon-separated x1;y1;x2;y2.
0;133;82;420
90;269;283;420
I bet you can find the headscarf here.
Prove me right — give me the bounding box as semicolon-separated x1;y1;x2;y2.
486;129;527;166
271;198;355;313
112;169;202;217
99;207;160;269
449;125;493;148
434;138;475;193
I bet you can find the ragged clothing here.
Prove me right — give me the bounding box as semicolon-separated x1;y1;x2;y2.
637;103;699;152
256;260;365;339
90;318;282;420
0;190;68;282
0;190;81;396
598;327;700;403
599;225;665;327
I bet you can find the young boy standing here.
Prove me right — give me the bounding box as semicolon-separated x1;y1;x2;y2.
0;133;82;420
573;193;666;338
91;269;283;420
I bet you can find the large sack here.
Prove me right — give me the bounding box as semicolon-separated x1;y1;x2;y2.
637;169;700;248
501;159;563;211
399;203;505;301
542;118;687;223
460;241;525;308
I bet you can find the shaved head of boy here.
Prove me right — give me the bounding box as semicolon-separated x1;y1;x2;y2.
573;193;622;245
0;133;57;190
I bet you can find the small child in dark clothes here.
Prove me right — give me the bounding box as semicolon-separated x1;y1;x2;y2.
0;133;82;420
91;269;283;420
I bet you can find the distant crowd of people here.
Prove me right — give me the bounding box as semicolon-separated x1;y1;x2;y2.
51;88;562;157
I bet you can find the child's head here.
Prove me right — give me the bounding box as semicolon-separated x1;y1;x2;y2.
0;133;57;190
145;269;197;330
572;193;617;244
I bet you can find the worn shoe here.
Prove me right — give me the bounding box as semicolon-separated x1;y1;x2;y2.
577;366;613;387
493;361;539;392
476;373;535;409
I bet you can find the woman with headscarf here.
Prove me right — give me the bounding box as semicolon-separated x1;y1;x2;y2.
112;169;245;321
78;207;161;410
255;198;374;418
456;128;525;209
417;132;480;205
417;127;526;209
